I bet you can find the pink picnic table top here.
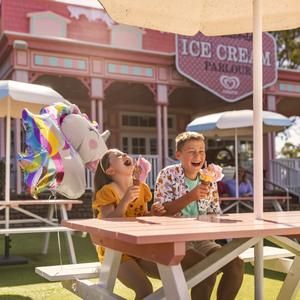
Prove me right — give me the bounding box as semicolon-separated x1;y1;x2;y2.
62;211;300;265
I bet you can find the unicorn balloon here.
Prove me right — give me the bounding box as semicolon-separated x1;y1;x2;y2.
18;102;109;199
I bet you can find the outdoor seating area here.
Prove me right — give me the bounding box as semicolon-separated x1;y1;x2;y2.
0;231;298;300
0;0;300;299
0;199;82;265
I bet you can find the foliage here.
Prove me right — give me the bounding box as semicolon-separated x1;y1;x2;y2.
271;29;300;69
280;142;300;158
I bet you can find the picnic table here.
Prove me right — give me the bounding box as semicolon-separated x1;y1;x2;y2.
220;195;291;213
0;199;82;264
62;211;300;300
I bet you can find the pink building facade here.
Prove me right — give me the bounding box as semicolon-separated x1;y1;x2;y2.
0;0;300;192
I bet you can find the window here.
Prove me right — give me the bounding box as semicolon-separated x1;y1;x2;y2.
111;24;144;50
122;137;129;153
131;138;146;154
27;11;70;38
150;138;157;155
121;113;175;129
168;139;175;158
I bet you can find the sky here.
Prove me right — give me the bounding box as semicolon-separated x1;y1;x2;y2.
54;0;103;8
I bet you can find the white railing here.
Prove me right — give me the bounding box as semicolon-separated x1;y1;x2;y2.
85;169;94;191
275;158;300;170
166;157;178;166
131;154;160;190
271;159;300;199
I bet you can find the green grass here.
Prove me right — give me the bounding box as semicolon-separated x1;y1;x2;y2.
0;233;299;299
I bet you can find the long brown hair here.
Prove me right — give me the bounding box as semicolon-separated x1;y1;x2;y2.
92;149;114;202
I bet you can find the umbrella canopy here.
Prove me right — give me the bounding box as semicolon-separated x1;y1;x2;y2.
95;0;300;219
97;0;300;36
95;1;300;297
0;80;66;204
187;109;292;197
187;110;292;137
0;80;66;118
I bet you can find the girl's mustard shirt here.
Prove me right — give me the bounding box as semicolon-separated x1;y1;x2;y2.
92;182;152;262
93;182;152;218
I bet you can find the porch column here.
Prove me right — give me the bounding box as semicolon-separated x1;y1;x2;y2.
156;105;163;170
157;84;169;168
0;119;4;159
12;69;29;194
266;94;277;182
162;104;169;166
91;78;104;132
97;99;104;133
91;99;96;122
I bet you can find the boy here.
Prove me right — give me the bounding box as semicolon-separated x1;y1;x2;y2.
155;132;244;300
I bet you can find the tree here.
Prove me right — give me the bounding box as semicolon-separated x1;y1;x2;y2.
271;29;300;69
280;142;300;158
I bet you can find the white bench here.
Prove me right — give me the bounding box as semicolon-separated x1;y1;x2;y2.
35;246;294;283
36;262;101;281
36;262;125;300
0;199;83;263
0;226;74;235
240;246;294;273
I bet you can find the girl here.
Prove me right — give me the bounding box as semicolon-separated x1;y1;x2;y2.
92;149;164;299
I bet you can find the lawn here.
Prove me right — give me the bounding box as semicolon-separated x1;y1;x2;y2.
0;233;299;300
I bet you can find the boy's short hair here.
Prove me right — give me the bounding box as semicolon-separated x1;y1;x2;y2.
176;131;205;151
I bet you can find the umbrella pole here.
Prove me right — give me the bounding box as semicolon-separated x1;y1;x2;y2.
5;100;11;254
5;100;11;203
253;0;264;300
253;0;264;220
234;128;239;198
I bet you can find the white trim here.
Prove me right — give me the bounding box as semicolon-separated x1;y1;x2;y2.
27;11;71;23
3;31;175;57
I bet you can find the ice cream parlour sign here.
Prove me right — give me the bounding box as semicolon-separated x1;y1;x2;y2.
176;33;277;102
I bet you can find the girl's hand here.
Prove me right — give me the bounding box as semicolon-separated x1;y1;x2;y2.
150;202;166;216
122;185;140;204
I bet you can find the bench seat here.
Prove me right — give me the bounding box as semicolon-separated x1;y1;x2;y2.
240;246;294;273
36;262;101;281
0;226;74;235
36;246;295;283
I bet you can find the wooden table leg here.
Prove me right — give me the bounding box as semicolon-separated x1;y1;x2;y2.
157;263;190;300
277;256;300;300
99;249;122;292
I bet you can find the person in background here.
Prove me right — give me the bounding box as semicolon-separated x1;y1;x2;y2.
154;132;244;300
225;168;253;197
92;149;165;299
217;180;229;197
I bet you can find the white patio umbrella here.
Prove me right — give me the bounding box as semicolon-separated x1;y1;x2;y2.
186;109;292;197
0;80;66;204
0;80;66;265
96;0;300;219
96;1;300;297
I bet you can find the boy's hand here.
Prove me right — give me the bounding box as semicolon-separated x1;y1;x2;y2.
122;185;140;204
150;202;166;216
189;183;209;201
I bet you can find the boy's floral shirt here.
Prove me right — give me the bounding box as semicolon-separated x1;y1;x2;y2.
154;164;221;215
